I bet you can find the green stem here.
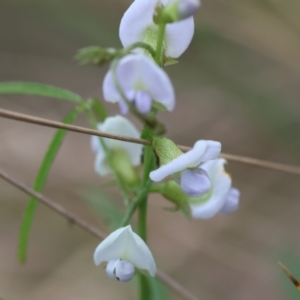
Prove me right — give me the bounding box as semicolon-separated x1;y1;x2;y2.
137;126;156;300
139;274;151;300
155;22;166;65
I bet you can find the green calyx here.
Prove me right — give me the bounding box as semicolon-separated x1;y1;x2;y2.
152;137;182;166
75;46;119;66
110;149;139;187
154;180;191;218
160;2;180;23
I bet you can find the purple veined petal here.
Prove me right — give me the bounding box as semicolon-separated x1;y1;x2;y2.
220;187;240;214
134;91;152;114
150;140;220;182
190;159;231;219
180;168;211;197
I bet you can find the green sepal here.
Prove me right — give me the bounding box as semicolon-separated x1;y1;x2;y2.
160;2;180;23
164;57;179;66
157;180;191;219
140;125;154;141
152;137;182;166
75;46;121;66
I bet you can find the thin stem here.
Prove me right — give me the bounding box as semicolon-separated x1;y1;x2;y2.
0;167;200;300
1;107;300;176
155;22;166;65
124;42;156;58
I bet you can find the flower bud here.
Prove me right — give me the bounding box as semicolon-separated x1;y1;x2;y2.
161;0;201;23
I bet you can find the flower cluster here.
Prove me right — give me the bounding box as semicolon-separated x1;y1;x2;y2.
91;0;240;284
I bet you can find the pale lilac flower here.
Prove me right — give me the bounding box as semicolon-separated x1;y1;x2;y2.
150;140;221;197
103;54;175;114
190;159;240;219
94;225;156;281
91;115;142;176
119;0;195;58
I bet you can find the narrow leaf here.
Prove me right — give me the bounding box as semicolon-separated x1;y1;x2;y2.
0;82;82;103
18;107;81;263
147;276;171;300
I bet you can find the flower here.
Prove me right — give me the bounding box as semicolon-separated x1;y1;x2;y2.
103;54;175;115
189;158;240;219
91;115;142;176
119;0;195;58
94;225;156;281
150;140;221;197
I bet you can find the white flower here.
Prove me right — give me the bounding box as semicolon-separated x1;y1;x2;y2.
119;0;195;58
91;115;142;176
103;54;175;115
94;225;156;281
189;159;240;219
150;140;221;197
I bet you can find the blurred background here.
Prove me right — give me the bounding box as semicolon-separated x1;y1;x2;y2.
1;0;300;299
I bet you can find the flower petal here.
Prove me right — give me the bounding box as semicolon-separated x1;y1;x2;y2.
180;168;211;197
124;226;157;276
119;0;157;50
119;0;194;58
150;140;221;181
94;226;156;277
92;116;143;175
115;260;135;282
103;55;175;112
220;187;240;214
138;55;175;111
165;17;194;57
103;70;123;104
106;259;119;278
190;159;231;219
178;0;201;19
94;227;131;266
135;91;152;114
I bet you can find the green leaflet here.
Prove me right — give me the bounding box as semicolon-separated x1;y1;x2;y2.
18;107;82;263
0;82;82;103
